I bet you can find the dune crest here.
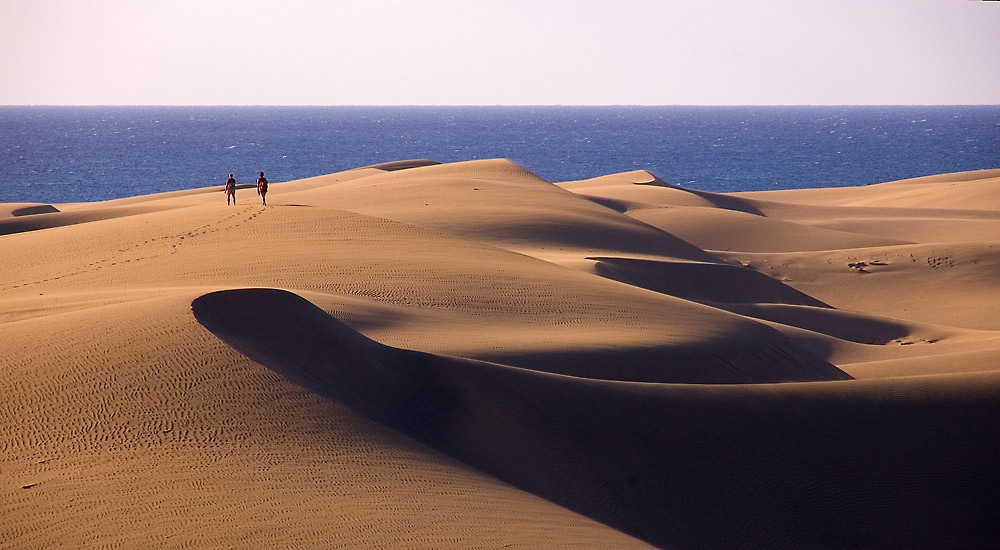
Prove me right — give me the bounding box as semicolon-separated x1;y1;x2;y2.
193;287;1000;550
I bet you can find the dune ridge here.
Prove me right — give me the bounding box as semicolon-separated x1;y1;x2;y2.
3;158;999;548
192;287;1000;549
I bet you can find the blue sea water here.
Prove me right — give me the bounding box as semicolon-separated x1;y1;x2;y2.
1;105;998;204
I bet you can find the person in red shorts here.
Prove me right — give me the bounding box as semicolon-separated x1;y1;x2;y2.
256;171;269;206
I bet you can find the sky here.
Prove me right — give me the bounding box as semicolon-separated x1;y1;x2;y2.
1;0;998;105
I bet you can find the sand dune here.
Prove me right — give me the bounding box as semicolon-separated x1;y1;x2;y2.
3;159;998;548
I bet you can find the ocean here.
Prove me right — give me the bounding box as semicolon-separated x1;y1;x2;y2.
1;106;998;204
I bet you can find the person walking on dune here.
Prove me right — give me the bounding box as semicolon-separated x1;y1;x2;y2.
225;173;237;205
256;171;269;206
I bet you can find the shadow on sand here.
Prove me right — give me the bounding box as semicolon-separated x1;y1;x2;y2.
193;288;1000;549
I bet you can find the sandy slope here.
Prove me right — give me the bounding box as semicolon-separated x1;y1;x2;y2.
2;159;998;549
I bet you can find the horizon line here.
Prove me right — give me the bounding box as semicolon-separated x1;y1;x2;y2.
3;103;1000;108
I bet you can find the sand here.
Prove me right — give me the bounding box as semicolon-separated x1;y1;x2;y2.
2;159;998;549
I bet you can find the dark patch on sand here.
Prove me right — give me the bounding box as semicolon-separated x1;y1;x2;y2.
12;205;60;217
364;159;442;171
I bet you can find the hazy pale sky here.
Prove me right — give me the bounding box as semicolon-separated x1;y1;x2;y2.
1;0;998;105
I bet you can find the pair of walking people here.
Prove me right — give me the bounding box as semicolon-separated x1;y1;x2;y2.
225;172;269;205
